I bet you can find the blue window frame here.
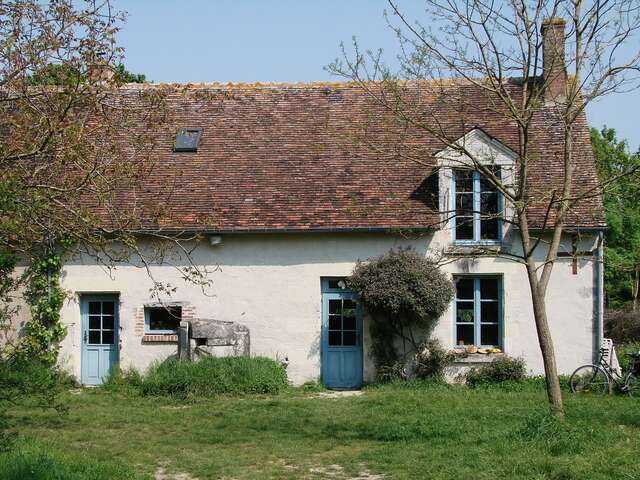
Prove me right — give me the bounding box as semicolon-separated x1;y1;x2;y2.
452;169;502;243
454;276;502;347
144;306;182;334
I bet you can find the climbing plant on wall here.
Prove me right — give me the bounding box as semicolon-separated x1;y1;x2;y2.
348;249;454;379
20;243;68;366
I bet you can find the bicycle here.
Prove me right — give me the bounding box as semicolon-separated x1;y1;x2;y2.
570;347;640;396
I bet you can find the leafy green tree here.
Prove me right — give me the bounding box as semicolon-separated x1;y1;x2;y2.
591;127;640;309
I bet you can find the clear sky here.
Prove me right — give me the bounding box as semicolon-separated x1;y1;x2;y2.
118;0;640;151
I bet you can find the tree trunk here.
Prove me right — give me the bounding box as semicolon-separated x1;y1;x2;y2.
526;263;565;417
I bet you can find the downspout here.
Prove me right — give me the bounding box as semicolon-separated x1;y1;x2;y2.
594;231;604;361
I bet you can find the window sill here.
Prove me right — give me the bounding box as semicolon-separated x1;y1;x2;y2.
452;351;504;364
447;243;502;256
142;334;178;343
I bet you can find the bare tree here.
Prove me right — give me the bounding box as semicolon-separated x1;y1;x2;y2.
329;0;640;416
0;1;212;356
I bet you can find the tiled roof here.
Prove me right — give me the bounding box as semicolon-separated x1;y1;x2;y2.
92;81;605;232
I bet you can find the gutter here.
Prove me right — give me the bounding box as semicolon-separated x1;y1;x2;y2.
594;231;605;361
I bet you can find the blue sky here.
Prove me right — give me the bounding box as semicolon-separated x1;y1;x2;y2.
118;0;640;150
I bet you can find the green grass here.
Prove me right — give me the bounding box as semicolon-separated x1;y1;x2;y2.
5;382;640;479
0;438;140;480
139;356;288;398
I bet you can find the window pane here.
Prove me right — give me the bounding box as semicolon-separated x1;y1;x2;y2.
481;302;499;323
89;315;101;329
480;278;499;300
328;299;341;315
480;192;498;214
328;315;341;330
456;301;475;323
88;330;101;344
455;170;473;192
481;324;499;346
89;302;101;315
456;217;474;240
327;279;345;290
102;316;114;330
148;307;181;331
480;168;500;191
329;331;341;346
481;218;499;240
102;302;114;315
342;299;356;318
456;279;474;299
456;193;474;213
342;331;357;346
456;324;474;346
343;315;356;331
102;330;115;345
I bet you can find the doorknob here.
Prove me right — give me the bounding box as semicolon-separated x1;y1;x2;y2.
83;331;88;344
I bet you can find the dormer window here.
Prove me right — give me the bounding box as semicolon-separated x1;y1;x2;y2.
453;168;502;242
174;128;202;152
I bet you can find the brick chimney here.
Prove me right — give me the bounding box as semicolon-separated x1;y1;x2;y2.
541;17;567;101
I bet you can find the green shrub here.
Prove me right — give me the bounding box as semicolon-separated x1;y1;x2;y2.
466;356;526;387
0;438;136;480
100;366;143;393
413;339;455;380
348;249;454;374
141;356;288;398
616;342;640;374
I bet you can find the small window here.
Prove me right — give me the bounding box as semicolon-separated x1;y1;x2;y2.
145;306;182;334
454;276;502;347
453;168;502;242
174;128;202;152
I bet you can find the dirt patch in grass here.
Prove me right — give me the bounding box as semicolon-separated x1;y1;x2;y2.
155;467;199;480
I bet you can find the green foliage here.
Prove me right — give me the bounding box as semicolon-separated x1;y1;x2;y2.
100;367;143;394
0;252;18;334
616;342;640;374
141;356;289;399
28;63;147;86
466;356;526;387
20;247;67;366
0;357;66;451
0;438;137;480
348;249;454;375
591;127;640;309
412;339;455;380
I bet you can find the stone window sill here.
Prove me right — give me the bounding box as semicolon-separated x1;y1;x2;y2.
452;352;504;364
142;334;178;343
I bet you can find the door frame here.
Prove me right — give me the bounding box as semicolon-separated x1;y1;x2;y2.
320;278;364;389
80;293;120;385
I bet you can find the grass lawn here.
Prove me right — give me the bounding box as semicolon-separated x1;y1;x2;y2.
4;382;640;480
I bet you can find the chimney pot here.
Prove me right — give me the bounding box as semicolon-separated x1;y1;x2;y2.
542;17;567;101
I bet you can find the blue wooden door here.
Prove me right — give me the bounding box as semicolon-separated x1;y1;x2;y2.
81;295;119;385
321;280;363;389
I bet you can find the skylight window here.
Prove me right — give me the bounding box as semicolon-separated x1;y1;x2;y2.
174;128;202;152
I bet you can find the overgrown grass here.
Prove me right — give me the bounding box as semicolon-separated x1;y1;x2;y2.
0;438;139;480
140;356;288;398
6;381;639;479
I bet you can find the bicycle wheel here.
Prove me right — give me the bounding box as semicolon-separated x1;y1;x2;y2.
624;373;639;397
570;364;610;394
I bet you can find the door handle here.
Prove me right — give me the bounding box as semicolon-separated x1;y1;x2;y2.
83;331;88;344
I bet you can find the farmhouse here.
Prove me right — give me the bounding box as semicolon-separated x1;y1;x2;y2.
38;19;604;387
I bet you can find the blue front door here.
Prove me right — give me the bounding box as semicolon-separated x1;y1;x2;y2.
321;279;363;389
81;295;119;385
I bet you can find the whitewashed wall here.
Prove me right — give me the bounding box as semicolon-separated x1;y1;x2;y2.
55;230;599;384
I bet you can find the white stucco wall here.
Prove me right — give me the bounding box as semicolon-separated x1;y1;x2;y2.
54;229;600;385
